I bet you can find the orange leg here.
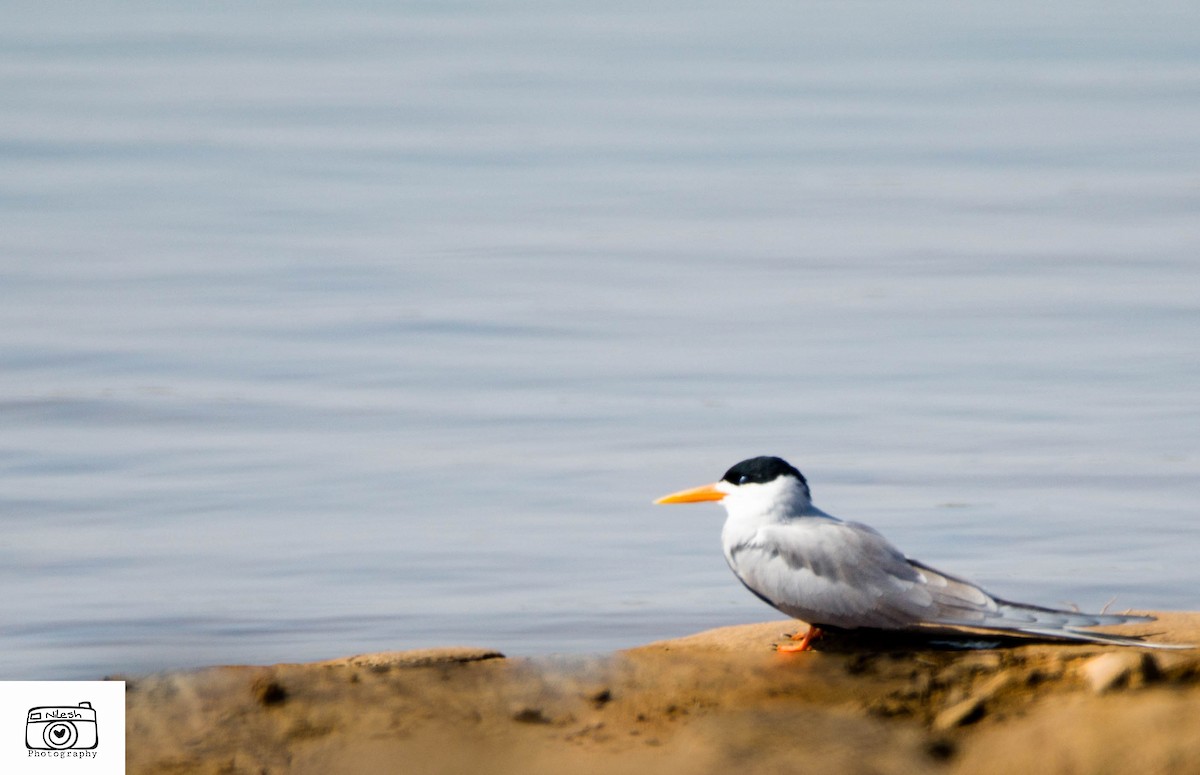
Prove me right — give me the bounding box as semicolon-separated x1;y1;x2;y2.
776;625;823;653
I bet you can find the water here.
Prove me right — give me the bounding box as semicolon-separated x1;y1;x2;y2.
2;1;1198;678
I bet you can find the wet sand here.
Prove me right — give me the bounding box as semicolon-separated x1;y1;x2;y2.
124;613;1200;774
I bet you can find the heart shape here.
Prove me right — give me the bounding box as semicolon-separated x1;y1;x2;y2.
52;727;67;739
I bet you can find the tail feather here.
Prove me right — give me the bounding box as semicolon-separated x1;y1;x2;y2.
991;599;1154;630
984;603;1187;649
996;625;1192;650
909;560;1189;649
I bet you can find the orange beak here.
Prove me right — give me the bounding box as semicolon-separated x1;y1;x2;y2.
654;482;725;504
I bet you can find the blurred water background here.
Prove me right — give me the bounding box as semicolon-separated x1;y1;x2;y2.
2;1;1198;678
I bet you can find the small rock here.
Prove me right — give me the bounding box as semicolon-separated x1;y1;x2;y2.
252;678;288;707
1080;652;1156;694
1152;651;1200;680
328;647;505;669
925;738;957;761
972;672;1013;703
932;696;985;731
511;707;551;724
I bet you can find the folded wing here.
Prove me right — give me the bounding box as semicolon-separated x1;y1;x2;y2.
727;517;1177;648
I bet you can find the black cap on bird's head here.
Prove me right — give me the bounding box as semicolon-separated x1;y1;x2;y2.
720;456;807;489
654;455;811;504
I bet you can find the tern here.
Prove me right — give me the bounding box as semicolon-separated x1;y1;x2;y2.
656;456;1184;651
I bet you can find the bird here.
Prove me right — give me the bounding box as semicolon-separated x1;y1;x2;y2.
655;455;1185;651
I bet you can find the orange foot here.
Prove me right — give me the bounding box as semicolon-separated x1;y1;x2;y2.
776;625;823;653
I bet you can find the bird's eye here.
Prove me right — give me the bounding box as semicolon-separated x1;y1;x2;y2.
738;475;750;485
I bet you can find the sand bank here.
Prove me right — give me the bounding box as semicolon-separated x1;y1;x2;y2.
125;613;1200;774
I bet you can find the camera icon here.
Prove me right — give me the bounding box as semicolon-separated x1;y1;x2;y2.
26;702;98;750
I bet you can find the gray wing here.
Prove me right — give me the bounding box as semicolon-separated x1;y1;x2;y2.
728;518;1164;643
727;518;953;629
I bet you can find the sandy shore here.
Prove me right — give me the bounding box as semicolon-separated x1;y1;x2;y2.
124;613;1200;774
